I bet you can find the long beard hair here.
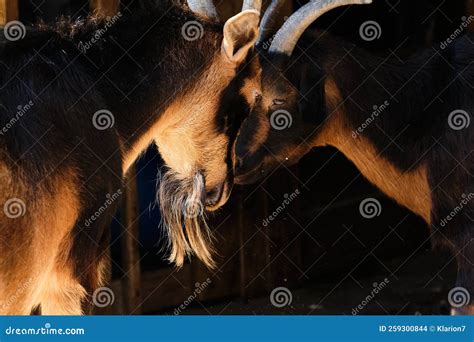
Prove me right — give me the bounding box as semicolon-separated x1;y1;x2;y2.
157;168;215;268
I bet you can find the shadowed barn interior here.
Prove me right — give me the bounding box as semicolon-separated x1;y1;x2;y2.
2;0;472;315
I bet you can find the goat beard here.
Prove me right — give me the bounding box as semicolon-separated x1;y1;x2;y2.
158;168;215;268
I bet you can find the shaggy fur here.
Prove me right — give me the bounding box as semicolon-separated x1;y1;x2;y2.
0;0;255;314
234;30;474;313
158;168;215;268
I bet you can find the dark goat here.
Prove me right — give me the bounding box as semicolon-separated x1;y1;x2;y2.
234;0;474;314
0;0;262;314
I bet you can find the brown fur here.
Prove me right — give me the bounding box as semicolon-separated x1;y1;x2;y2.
0;164;82;314
122;14;259;269
0;4;261;314
155;55;236;190
314;79;432;223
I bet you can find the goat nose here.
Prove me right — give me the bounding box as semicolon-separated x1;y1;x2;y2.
206;184;224;207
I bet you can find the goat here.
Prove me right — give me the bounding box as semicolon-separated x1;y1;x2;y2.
0;0;262;314
233;0;474;315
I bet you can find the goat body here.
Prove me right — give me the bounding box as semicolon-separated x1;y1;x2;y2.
235;29;474;314
0;0;260;314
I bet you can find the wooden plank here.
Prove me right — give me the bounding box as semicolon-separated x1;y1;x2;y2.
138;264;240;313
0;0;18;25
262;180;272;292
121;166;143;314
238;183;273;298
90;0;120;17
265;170;304;291
238;190;247;301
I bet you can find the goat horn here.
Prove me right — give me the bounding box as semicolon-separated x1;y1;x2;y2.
257;0;287;46
187;0;219;19
269;0;372;56
242;0;262;13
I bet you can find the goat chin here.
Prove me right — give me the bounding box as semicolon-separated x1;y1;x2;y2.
157;169;215;269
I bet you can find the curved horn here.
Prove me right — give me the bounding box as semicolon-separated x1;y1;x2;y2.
242;0;262;13
269;0;372;56
257;0;287;46
187;0;219;19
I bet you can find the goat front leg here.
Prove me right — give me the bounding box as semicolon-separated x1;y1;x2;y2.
40;203;116;315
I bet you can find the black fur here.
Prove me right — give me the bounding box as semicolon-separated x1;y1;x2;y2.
236;30;474;307
294;31;474;257
0;0;227;295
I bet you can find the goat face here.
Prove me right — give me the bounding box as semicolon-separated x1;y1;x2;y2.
155;7;263;268
234;58;325;184
155;58;237;212
154;9;262;210
232;0;372;184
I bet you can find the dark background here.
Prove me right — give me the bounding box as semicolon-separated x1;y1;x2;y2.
16;0;472;314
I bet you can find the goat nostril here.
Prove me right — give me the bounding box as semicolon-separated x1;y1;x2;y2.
206;185;224;206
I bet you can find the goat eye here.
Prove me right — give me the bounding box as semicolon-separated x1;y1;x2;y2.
273;99;286;106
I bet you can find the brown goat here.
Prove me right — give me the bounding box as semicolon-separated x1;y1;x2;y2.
0;0;262;314
234;0;474;315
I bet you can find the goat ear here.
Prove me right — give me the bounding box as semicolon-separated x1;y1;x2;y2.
298;66;326;126
222;10;259;64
